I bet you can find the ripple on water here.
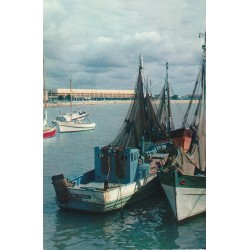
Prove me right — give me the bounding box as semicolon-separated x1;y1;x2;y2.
44;104;206;250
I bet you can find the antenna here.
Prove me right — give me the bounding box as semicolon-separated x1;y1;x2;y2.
139;53;143;70
199;32;206;51
165;60;169;86
139;53;144;85
165;60;174;132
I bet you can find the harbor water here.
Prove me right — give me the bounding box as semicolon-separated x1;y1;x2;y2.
43;103;206;249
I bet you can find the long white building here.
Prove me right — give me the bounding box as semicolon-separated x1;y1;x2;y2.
49;88;135;100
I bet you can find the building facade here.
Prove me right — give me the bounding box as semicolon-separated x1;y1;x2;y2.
48;88;135;100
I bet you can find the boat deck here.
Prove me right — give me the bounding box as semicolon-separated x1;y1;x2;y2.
149;153;169;174
72;181;135;191
80;182;119;190
70;172;157;192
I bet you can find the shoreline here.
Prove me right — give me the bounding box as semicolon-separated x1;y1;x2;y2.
45;99;197;108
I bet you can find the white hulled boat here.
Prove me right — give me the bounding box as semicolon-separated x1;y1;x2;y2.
56;78;96;133
159;33;206;221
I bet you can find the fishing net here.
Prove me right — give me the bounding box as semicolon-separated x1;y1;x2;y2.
161;45;206;174
153;85;167;128
109;56;167;149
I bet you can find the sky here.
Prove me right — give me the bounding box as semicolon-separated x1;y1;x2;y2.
44;0;206;96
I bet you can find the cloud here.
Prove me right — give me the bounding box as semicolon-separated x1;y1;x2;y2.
44;0;206;95
135;32;161;43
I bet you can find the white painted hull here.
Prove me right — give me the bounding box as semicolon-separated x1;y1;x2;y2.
58;121;96;133
161;183;206;221
55;174;158;212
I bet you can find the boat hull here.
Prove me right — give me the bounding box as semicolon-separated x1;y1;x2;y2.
58;121;96;133
53;174;159;213
168;128;193;153
43;126;56;139
159;170;206;221
155;128;193;153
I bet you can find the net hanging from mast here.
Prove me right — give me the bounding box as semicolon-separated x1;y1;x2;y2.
109;54;168;149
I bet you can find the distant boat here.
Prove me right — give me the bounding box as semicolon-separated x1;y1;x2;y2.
58;119;96;133
159;33;206;222
56;109;88;123
43;59;56;139
43;112;56;139
52;54;171;213
55;78;96;133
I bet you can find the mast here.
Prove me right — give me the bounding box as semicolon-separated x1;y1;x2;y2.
199;31;206;50
165;60;174;132
43;58;48;124
197;31;206;171
181;32;206;128
139;53;144;78
43;58;47;110
69;78;72;117
146;75;149;93
199;31;206;64
199;31;206;103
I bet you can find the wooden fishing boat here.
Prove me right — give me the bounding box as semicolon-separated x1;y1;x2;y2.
52;143;171;213
159;32;206;221
52;54;170;213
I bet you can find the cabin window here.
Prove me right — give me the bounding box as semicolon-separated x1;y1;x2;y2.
134;153;138;160
131;153;133;161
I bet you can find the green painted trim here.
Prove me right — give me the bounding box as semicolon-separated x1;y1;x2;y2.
159;170;206;189
176;171;206;188
158;171;175;187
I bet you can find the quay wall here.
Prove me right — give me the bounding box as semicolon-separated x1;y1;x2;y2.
44;100;198;108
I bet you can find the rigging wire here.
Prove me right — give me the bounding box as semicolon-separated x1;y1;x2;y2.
181;54;204;127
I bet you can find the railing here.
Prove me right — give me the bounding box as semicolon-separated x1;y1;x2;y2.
69;170;95;186
70;175;83;186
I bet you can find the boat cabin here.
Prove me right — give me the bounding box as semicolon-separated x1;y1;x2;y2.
94;146;150;184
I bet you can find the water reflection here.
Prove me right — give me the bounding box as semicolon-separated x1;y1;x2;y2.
50;193;185;249
44;104;205;250
175;213;206;249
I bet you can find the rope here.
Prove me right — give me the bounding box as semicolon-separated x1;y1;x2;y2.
182;55;203;127
106;155;111;181
118;180;124;216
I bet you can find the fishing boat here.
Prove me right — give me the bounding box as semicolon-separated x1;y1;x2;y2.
56;79;96;133
158;33;206;222
153;61;193;152
43;59;56;139
52;54;171;213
